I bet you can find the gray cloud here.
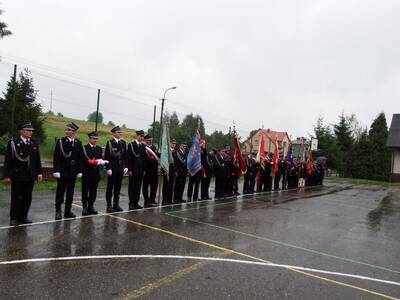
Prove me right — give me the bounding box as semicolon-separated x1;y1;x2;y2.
1;0;398;138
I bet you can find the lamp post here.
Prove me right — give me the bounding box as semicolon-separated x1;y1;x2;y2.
158;86;176;148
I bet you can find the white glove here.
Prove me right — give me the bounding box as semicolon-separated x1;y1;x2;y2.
53;172;61;179
107;169;112;176
77;173;82;179
96;159;109;165
124;168;128;175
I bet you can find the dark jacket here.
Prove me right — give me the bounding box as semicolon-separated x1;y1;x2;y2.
53;137;82;178
4;137;42;181
81;143;103;179
127;140;146;176
213;154;225;178
104;139;127;174
173;148;187;177
201;148;213;177
144;144;159;175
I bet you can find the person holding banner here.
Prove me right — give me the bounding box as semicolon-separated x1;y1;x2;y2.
173;142;188;203
187;131;202;202
142;134;159;207
201;146;214;200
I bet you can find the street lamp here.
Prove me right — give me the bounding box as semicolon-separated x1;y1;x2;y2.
158;86;176;148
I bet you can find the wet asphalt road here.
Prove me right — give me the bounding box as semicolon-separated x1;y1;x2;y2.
0;182;399;299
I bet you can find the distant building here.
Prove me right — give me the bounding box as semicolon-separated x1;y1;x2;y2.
291;137;310;159
243;128;290;158
387;114;400;182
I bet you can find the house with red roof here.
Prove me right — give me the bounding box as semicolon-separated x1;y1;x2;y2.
243;128;290;158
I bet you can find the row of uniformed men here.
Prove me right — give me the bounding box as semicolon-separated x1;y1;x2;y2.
3;122;240;226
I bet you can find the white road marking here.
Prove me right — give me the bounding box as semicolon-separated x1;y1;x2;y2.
0;254;398;287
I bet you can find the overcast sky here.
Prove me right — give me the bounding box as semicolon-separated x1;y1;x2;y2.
0;0;399;139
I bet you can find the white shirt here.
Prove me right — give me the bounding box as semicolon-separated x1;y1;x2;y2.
114;137;120;143
20;136;30;144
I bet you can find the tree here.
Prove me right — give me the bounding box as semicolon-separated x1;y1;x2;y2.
87;111;103;124
368;112;391;180
0;8;12;39
0;69;46;142
107;120;115;127
313;117;342;171
348;130;373;179
333;112;354;176
181;113;206;138
57;112;64;117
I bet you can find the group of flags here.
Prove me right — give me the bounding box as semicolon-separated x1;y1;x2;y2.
159;119;314;181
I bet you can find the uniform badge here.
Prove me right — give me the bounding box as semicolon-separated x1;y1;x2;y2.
17;143;20;147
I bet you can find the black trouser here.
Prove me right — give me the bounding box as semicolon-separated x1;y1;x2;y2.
225;174;233;196
143;172;158;205
274;170;282;190
106;172;123;207
162;174;174;204
10;180;34;221
215;174;225;198
174;175;186;202
82;175;99;209
263;176;272;192
201;175;211;199
129;174;143;206
56;177;76;212
243;174;255;194
187;172;200;201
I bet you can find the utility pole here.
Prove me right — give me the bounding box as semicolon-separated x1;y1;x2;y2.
50;90;53;113
152;105;156;139
10;64;17;137
158;86;176;148
95;89;100;132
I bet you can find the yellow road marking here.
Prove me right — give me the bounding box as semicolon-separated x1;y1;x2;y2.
105;213;399;300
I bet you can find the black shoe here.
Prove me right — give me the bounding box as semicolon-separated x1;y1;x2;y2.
87;208;98;215
21;219;32;224
180;199;187;203
133;204;143;210
128;205;135;210
106;206;116;213
161;201;170;206
150;202;158;207
113;204;123;212
82;208;89;216
64;211;76;219
55;211;62;220
9;219;20;226
187;198;192;202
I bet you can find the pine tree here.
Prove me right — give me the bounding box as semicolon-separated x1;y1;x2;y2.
368;112;390;180
333;112;354;176
0;69;46;142
348;130;373;179
0;8;12;38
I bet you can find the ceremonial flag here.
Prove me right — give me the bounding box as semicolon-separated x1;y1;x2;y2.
187;129;202;176
233;130;247;175
256;131;265;169
306;148;314;177
272;138;279;177
160;121;173;176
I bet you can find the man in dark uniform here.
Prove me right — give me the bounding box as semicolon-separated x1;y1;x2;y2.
201;146;214;200
173;142;187;203
127;130;146;210
81;131;106;216
104;126;127;212
162;139;176;205
142;134;159;207
243;151;257;194
263;153;273;192
3;122;43;226
213;148;226;199
223;145;234;197
53;122;82;220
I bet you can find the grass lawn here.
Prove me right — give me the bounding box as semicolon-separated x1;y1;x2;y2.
325;176;400;188
40;114;138;160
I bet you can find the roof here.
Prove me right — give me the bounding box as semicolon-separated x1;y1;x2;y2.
387;114;400;148
261;129;289;142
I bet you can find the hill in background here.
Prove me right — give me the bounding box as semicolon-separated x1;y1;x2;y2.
40;114;138;160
